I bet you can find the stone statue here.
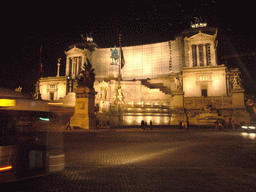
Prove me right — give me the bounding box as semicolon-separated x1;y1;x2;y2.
114;85;124;104
78;59;95;89
203;102;216;112
15;86;22;92
232;74;242;89
110;46;119;64
174;73;183;90
58;58;61;63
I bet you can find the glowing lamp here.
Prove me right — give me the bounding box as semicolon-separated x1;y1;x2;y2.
0;165;12;172
39;117;50;121
0;99;16;107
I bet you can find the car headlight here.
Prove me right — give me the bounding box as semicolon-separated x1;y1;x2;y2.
241;126;248;129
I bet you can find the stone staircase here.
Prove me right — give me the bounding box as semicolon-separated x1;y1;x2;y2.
141;80;172;95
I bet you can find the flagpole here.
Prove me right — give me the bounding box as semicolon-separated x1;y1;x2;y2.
37;45;42;100
118;34;121;85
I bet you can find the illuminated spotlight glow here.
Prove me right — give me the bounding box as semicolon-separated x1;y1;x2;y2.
39;117;50;121
0;99;16;107
0;165;12;172
248;126;256;129
241;132;256;139
100;146;181;166
241;126;248;129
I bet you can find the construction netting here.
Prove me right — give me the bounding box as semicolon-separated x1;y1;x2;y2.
90;41;171;80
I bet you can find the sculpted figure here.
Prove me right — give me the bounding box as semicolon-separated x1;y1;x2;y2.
78;59;95;89
110;46;119;64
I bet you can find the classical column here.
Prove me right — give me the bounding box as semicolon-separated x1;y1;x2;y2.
76;57;80;76
188;45;193;67
65;56;70;76
57;62;60;77
71;57;75;78
211;44;216;66
196;45;200;66
203;44;207;66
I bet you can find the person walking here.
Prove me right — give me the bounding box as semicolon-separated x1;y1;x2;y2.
141;120;145;130
179;121;182;130
106;120;110;130
150;120;153;130
145;121;147;130
65;118;71;130
96;120;99;130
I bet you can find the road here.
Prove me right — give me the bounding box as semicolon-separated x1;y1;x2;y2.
2;129;256;191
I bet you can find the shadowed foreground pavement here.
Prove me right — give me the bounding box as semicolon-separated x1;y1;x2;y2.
2;129;256;191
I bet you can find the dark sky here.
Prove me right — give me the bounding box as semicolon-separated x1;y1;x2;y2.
1;1;256;94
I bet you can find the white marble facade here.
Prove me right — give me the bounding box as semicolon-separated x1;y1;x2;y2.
36;26;250;126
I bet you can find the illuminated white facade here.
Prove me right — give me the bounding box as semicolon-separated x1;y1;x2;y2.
36;26;250;126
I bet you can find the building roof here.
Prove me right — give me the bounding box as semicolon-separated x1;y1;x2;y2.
69;40;98;51
182;27;217;38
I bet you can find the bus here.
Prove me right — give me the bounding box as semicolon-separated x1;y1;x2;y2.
0;88;65;183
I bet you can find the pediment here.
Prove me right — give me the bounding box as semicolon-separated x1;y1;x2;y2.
65;46;87;55
185;30;217;42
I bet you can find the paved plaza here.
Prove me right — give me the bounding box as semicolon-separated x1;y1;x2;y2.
2;129;256;191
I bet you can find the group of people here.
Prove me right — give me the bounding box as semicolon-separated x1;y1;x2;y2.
141;120;153;130
179;120;190;129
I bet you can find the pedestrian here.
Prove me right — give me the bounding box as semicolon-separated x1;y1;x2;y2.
187;120;190;129
150;120;153;130
231;120;235;130
65;118;71;130
96;119;99;130
106;120;110;130
179;121;182;130
145;121;147;130
141;120;145;130
215;120;219;129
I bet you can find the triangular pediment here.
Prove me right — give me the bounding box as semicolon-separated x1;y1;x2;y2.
65;46;87;55
185;30;217;42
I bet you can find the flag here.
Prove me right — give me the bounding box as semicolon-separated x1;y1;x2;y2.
119;34;125;69
39;45;43;76
120;46;125;69
40;63;43;73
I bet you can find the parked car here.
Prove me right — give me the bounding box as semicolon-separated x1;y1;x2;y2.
241;121;256;132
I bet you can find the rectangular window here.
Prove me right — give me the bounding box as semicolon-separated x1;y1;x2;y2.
192;45;197;67
201;86;208;97
206;43;211;66
50;92;54;101
78;56;82;72
199;44;204;66
69;58;72;77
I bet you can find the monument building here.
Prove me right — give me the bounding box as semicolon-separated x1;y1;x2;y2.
36;23;250;128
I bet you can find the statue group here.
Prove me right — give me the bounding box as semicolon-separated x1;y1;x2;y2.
110;46;119;64
78;59;95;89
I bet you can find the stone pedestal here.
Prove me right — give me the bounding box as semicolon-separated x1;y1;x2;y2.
70;87;96;129
232;88;245;108
170;91;187;125
231;88;250;124
172;91;184;108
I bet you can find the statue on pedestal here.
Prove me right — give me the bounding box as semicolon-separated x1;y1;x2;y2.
70;59;97;130
114;85;124;104
231;74;242;89
174;73;183;91
110;46;119;65
78;59;95;89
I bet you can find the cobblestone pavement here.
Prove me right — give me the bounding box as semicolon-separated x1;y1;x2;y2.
2;130;256;191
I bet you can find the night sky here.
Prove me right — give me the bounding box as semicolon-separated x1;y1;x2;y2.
1;1;255;94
